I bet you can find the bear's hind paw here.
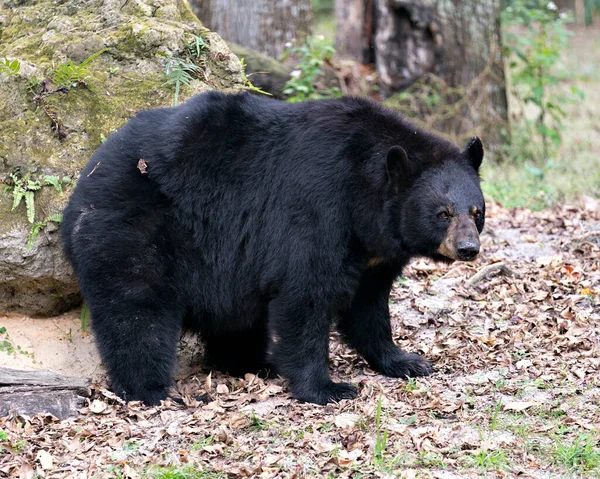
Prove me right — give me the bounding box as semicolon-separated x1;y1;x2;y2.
293;381;358;405
378;352;434;378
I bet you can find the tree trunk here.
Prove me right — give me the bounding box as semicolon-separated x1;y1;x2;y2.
335;0;508;148
192;0;313;60
335;0;375;64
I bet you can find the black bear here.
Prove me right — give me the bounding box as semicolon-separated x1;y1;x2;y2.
61;91;485;405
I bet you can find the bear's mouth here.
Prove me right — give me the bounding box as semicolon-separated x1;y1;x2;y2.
431;252;456;265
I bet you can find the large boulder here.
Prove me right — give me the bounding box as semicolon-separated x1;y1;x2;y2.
0;0;245;316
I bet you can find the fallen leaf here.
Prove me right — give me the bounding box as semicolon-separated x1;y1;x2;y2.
137;158;148;174
36;450;53;470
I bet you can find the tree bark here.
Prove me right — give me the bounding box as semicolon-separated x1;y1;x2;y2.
192;0;313;60
335;0;508;147
0;368;91;419
335;0;375;64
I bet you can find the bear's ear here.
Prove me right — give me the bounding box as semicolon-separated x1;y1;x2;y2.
464;136;484;171
386;146;413;194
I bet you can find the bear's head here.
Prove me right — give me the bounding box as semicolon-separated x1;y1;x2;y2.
387;136;485;263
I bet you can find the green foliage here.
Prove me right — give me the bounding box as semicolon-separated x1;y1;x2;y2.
147;465;226;479
239;58;272;96
187;35;207;58
27;213;63;250
4;172;41;224
502;1;583;164
4;171;73;225
282;36;341;102
52;48;109;89
164;58;201;107
554;433;600;473
466;448;510;471
0;57;20;77
585;0;600;24
163;35;210;106
80;302;90;333
247;410;269;432
373;395;388;466
0;326;14;355
482;160;558;210
403;377;418;392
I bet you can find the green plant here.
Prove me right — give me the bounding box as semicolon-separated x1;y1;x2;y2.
5;172;41;223
466;448;510;471
404;377;418;392
188;35;207;58
416;451;447;468
0;57;20;77
502;1;583;163
147;465;226;479
190;435;214;450
163;58;201;106
373;396;388;466
281;36;341;102
28;213;63;250
489;399;504;431
52;49;108;89
239;58;272;96
162;35;212;105
247;410;269;432
4;171;73;225
80;302;90;333
554;433;600;473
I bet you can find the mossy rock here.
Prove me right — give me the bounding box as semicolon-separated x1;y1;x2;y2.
0;0;245;316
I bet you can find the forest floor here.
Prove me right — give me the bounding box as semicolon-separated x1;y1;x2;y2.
1;198;599;479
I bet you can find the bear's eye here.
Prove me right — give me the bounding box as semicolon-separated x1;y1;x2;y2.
438;211;450;220
474;210;483;221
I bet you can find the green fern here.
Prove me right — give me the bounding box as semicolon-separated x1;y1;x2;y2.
7;173;41;223
52;48;108;89
43;175;62;192
5;172;73;227
27;213;63;250
188;35;207;58
163;58;201;106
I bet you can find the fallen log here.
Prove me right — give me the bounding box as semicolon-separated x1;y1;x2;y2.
0;367;91;419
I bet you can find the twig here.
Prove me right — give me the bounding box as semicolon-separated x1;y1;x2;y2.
466;262;520;288
87;162;101;177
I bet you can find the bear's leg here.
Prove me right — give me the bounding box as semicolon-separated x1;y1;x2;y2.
338;264;433;378
269;297;357;405
203;319;272;377
90;302;183;405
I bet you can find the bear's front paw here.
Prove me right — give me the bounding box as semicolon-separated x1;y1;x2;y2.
378;352;434;378
293;381;358;405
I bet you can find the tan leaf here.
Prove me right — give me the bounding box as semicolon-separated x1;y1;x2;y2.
334;413;359;429
216;383;229;394
88;399;109;414
36;450;53;470
137;158;148;174
503;400;537;412
18;461;34;479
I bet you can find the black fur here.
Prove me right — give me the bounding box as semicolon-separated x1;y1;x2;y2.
61;91;485;405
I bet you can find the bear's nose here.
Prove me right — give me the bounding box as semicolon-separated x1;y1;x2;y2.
456;241;479;261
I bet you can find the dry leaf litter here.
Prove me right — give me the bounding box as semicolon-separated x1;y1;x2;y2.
1;198;599;478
